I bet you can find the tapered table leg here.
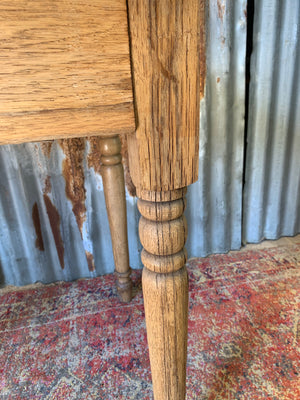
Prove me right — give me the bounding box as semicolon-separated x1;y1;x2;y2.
100;136;132;302
126;1;203;396
138;188;188;400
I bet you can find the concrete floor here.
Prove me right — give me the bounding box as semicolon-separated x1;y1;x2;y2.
237;234;300;252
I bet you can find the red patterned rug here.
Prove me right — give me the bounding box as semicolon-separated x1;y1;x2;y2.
0;243;299;399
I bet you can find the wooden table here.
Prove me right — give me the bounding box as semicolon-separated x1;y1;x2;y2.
0;1;203;399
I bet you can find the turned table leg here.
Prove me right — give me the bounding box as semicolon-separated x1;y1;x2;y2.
138;188;188;400
127;1;203;396
100;136;132;302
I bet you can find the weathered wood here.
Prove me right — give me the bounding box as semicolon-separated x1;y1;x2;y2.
0;0;135;144
127;2;204;398
138;189;188;400
127;0;202;191
100;136;132;302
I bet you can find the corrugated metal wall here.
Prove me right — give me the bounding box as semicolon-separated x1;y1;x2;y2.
0;140;141;286
186;0;246;257
243;0;300;242
0;0;299;286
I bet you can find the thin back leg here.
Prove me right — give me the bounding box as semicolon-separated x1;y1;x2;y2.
100;136;132;302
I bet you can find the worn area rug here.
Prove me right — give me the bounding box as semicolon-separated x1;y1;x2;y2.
0;243;299;399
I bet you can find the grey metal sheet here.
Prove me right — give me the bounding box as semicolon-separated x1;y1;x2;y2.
186;0;247;257
0;141;141;286
243;0;300;243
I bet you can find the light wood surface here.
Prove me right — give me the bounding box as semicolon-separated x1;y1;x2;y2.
139;190;189;400
127;0;202;191
127;1;204;398
0;0;135;144
100;136;132;302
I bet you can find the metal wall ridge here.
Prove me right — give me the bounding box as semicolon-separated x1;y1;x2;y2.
243;0;300;242
186;0;247;257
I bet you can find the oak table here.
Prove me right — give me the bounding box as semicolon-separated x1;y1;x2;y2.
0;1;202;399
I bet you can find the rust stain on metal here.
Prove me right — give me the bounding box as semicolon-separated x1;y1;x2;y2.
217;0;225;22
85;251;95;272
217;77;221;83
32;202;45;251
44;175;52;194
43;194;65;269
199;0;206;100
59;138;86;236
87;137;102;176
40;141;53;158
87;135;136;197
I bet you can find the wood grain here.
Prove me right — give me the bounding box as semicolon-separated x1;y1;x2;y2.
143;267;188;400
127;0;203;191
0;0;135;144
139;189;188;399
127;3;204;397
